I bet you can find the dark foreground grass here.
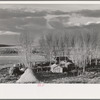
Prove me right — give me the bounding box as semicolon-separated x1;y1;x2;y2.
1;67;100;83
0;67;18;83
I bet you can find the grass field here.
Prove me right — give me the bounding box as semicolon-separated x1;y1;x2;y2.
0;56;21;65
0;54;46;65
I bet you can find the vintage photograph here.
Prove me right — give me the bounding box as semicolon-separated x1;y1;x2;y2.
0;3;100;84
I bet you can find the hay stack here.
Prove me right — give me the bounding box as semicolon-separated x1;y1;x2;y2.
16;68;38;83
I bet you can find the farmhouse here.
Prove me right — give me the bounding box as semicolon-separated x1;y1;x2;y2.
50;64;63;73
50;64;57;72
52;66;63;73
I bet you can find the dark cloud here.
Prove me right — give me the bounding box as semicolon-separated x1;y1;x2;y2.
76;10;100;17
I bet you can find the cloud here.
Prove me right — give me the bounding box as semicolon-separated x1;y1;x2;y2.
70;21;100;27
84;21;100;25
77;10;100;18
0;31;20;35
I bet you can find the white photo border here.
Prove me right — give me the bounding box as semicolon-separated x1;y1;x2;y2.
0;1;100;99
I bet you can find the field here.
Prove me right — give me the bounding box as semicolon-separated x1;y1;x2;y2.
0;56;99;83
1;66;100;83
0;54;100;83
0;56;20;65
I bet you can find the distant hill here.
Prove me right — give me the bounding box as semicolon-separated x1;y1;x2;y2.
0;44;15;47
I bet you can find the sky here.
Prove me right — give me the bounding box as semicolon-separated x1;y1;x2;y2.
0;4;100;45
0;4;100;12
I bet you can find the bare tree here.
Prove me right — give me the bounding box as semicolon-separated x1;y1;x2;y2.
39;27;100;75
17;31;38;83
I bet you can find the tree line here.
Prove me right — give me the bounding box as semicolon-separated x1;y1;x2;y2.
39;27;100;73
